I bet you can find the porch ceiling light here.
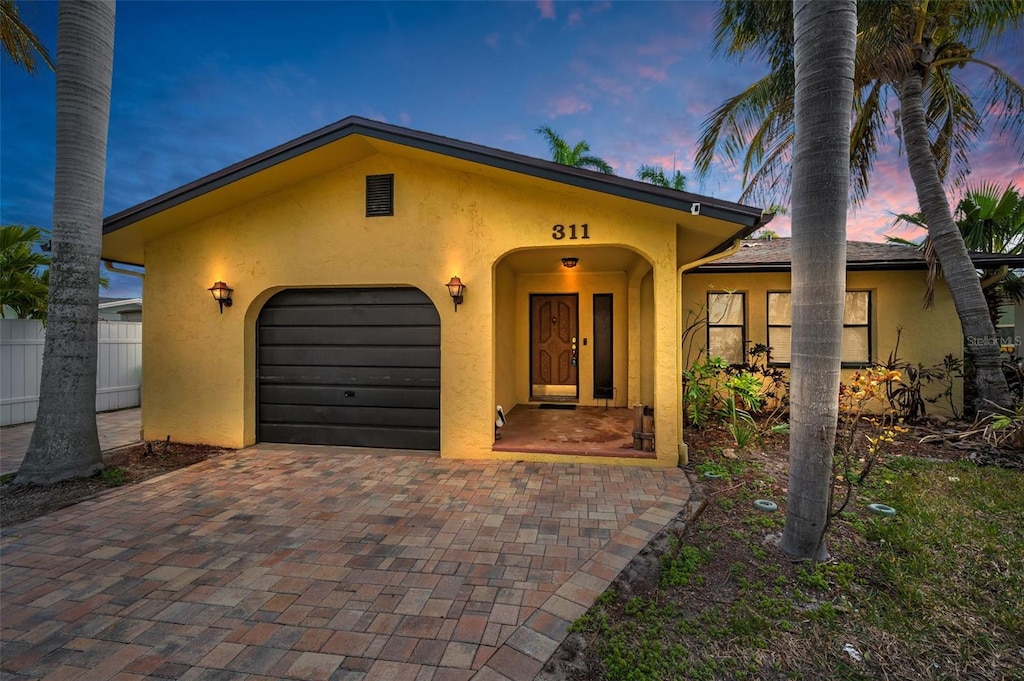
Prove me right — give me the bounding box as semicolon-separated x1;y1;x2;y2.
561;257;579;269
208;281;233;313
446;276;465;312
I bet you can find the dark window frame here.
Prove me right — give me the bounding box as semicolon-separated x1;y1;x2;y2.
766;290;872;367
706;291;746;365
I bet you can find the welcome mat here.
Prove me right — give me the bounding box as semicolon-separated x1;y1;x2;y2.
538;403;577;410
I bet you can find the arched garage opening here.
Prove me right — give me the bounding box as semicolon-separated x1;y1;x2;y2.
257;287;441;450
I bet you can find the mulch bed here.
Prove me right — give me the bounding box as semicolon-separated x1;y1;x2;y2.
0;441;228;529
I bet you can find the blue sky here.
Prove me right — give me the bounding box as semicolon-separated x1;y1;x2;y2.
2;0;1022;298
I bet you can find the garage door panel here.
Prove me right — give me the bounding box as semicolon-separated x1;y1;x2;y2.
259;365;440;388
259;325;440;347
260;385;440;409
257;287;440;450
260;305;441;327
259;404;439;429
258;423;440;450
259;345;440;368
267;288;433;307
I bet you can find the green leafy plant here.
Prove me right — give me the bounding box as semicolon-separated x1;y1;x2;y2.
883;327;965;421
100;466;128;486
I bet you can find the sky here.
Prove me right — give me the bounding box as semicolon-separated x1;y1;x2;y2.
2;0;1022;298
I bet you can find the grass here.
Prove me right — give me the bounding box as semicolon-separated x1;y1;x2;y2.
568;456;1024;680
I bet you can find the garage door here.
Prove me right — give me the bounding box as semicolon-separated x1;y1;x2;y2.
257;287;440;450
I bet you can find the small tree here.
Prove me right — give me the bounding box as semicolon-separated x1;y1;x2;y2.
0;225;50;320
535;125;614;174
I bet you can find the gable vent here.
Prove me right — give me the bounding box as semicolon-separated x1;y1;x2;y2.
366;174;394;217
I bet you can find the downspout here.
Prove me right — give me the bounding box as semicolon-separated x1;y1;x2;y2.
674;238;747;465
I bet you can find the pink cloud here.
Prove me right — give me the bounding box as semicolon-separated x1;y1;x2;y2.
537;0;555;20
589;75;634;101
484;32;500;50
637;65;668;82
567;9;583;27
544;93;592;117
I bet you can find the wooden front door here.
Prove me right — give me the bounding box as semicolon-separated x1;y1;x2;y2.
530;294;579;399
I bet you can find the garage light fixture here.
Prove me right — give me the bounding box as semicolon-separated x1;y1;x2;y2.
561;257;579;268
208;281;233;313
446;276;465;312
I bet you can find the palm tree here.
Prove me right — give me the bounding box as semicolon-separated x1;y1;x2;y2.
0;225;50;320
17;1;115;486
892;182;1024;324
778;0;856;562
0;0;54;73
535;125;614;174
695;0;1022;413
636;164;687;190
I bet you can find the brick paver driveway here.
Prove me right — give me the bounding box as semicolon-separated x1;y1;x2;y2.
1;445;691;680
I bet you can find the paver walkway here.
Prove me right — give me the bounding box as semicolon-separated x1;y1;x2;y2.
0;408;142;476
1;444;691;680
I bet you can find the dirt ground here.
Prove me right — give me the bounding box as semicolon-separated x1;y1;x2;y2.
0;440;228;529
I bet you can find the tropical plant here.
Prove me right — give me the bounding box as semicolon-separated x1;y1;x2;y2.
892;182;1024;324
0;224;50;320
535;125;614;174
0;0;54;74
696;0;1022;414
777;0;856;562
635;164;686;190
18;1;116;486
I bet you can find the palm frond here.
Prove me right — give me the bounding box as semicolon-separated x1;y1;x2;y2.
578;155;613;174
972;60;1024;164
0;0;54;74
694;67;794;184
925;66;982;186
713;0;792;66
850;81;890;206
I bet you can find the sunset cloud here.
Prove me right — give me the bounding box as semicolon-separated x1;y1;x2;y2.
537;0;555;20
544;93;593;118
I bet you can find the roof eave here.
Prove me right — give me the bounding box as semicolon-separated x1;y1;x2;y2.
103;116;766;235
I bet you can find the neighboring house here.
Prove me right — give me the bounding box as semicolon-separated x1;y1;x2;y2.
98;297;142;321
100;116;772;466
681;238;1024;415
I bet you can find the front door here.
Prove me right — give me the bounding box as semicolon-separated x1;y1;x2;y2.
530;294;579;399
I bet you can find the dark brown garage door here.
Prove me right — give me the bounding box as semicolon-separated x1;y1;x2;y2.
257;287;440;450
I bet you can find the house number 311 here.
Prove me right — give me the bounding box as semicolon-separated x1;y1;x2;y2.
551;223;590;240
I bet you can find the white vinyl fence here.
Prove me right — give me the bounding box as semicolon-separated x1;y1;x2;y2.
0;319;141;427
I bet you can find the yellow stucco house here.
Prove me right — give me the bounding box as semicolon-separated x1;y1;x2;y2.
682;238;1024;417
101;116;773;467
101;117;1008;466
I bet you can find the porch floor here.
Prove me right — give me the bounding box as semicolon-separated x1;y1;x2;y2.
493;405;655;458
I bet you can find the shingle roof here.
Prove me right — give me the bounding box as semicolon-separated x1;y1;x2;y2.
690;238;1024;272
103;116;772;237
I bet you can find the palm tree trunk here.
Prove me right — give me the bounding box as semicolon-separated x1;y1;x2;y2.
779;0;856;561
898;57;1012;414
16;1;115;485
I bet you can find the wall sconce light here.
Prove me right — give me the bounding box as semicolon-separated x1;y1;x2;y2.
208;281;233;313
445;276;465;312
561;257;579;269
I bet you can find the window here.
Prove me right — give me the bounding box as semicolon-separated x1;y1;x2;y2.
707;292;745;364
767;291;871;365
997;304;1018;352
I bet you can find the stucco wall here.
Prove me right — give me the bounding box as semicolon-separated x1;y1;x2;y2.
138;149;687;464
680;269;965;416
